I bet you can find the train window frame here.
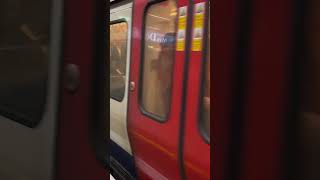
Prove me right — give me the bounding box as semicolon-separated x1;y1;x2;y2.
198;2;210;144
0;0;52;128
138;0;178;123
110;19;129;102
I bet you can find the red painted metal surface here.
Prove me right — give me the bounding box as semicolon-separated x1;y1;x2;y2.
212;0;238;179
127;0;188;179
239;0;294;180
183;0;210;179
56;0;107;179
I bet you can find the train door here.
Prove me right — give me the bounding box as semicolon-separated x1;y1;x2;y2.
127;0;191;178
110;2;136;178
183;1;210;179
56;0;108;179
110;1;133;160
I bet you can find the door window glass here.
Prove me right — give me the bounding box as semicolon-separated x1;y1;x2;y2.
0;0;51;127
110;21;128;101
140;0;177;120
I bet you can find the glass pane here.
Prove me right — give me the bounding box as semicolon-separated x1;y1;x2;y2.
110;22;128;101
141;0;177;120
0;0;50;126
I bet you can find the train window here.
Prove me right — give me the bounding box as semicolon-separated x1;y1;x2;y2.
110;21;128;101
0;0;50;127
140;0;177;120
200;7;210;142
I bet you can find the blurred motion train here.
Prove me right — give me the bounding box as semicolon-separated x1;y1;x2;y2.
0;0;108;179
110;0;211;179
213;0;320;180
0;0;211;178
2;0;320;179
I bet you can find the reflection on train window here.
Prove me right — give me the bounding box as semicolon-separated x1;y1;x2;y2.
140;0;177;120
299;0;320;179
110;22;128;101
201;11;210;141
0;0;50;127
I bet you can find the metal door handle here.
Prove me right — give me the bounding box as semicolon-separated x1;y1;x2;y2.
65;64;80;93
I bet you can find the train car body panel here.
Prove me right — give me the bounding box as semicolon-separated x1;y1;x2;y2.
110;2;133;155
239;0;293;179
56;0;108;179
110;2;137;179
211;0;238;179
126;0;196;178
183;0;210;179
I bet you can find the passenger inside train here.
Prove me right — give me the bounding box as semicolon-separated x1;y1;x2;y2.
110;22;127;101
150;32;175;116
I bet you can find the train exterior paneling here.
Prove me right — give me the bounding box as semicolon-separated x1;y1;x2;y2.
183;0;210;179
237;0;294;179
56;0;107;179
110;2;133;155
212;0;302;179
110;2;137;179
127;0;187;178
211;0;238;179
124;0;211;178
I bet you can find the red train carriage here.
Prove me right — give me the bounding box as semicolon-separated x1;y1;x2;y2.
0;0;211;179
214;0;320;180
0;0;107;179
110;0;211;179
